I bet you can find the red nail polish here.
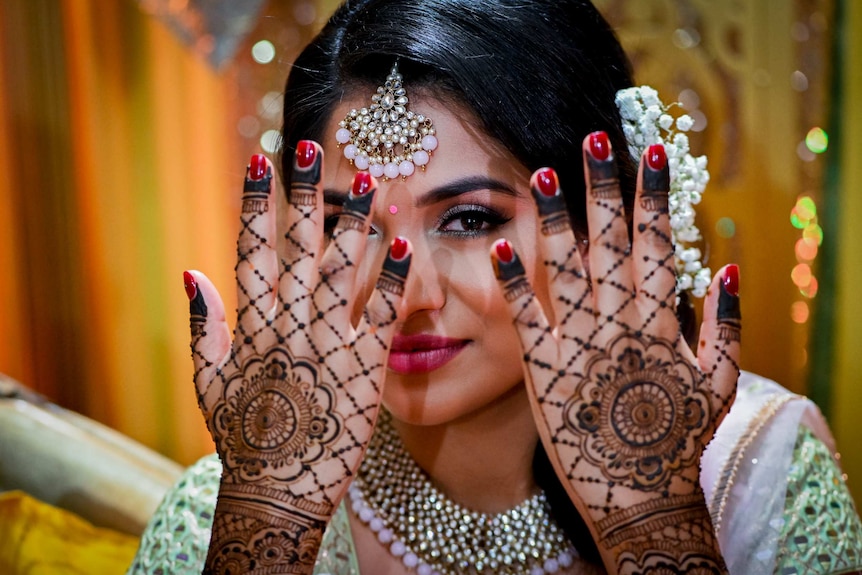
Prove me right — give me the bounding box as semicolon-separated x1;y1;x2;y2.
183;271;197;300
723;264;739;296
495;239;514;263
352;171;372;196
647;144;667;171
250;154;267;180
390;237;408;261
536;168;558;197
296;140;316;169
588;131;611;161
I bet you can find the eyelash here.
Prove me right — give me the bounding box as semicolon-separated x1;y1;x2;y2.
436;204;512;237
323;203;512;239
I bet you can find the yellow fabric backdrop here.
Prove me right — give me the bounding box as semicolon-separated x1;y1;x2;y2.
0;0;859;496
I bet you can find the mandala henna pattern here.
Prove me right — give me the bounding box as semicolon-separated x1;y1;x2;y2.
212;347;342;481
502;149;735;573
561;334;710;490
195;150;407;575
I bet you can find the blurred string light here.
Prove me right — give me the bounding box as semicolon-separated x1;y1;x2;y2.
252;39;275;64
790;194;822;324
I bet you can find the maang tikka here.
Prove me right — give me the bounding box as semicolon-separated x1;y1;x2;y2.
335;63;438;180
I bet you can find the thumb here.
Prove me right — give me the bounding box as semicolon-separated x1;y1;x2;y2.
183;270;231;416
696;264;741;423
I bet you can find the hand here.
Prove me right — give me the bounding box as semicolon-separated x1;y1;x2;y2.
184;144;411;574
492;132;738;574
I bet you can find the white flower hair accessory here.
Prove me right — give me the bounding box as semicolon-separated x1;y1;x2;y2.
616;86;712;298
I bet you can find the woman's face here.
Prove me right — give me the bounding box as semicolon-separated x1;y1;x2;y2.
315;95;550;426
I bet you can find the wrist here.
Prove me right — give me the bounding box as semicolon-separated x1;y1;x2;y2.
203;480;334;574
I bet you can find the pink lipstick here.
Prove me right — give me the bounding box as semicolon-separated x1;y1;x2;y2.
388;334;469;374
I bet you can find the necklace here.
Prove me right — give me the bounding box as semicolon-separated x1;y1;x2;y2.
349;411;577;575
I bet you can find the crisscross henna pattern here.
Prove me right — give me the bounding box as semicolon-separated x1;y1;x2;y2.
188;148;410;575
494;135;738;574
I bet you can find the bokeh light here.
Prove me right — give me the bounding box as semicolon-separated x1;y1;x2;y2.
795;237;818;261
260;129;281;153
805;127;828;153
791;263;812;288
715;217;736;238
252;40;276;64
803;222;824;245
791;301;810;323
800;276;819;298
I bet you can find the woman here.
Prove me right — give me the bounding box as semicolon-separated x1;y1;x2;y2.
129;1;862;574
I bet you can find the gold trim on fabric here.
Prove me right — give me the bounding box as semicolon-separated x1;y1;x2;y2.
708;393;799;533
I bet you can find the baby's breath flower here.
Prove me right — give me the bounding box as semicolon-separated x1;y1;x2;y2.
616;85;711;297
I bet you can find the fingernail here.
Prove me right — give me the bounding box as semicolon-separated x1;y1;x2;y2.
723;264;739;297
588;131;611;161
183;271;197;300
492;239;526;283
535;168;558;197
352;171;372;196
390;236;409;261
495;239;514;263
250;154;267;180
647;144;667;171
296;140;316;169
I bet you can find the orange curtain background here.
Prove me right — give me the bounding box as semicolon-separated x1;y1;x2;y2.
1;0;860;495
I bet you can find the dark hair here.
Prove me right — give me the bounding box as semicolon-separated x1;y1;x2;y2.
279;0;639;563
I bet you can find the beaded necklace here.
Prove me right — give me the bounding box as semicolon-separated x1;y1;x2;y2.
349;411;578;575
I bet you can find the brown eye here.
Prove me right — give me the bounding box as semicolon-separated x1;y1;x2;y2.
438;204;512;237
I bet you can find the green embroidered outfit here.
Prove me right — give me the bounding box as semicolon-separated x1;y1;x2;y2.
127;372;862;575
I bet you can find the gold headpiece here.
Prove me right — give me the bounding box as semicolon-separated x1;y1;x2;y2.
335;64;437;180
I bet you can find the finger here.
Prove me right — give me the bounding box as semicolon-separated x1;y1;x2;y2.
314;171;377;331
491;239;562;398
696;264;741;421
236;154;278;333
583;131;634;325
353;237;413;397
278;140;325;323
530;167;594;340
632;144;677;337
184;270;230;416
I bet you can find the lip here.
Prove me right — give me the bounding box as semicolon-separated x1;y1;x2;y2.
388;334;470;374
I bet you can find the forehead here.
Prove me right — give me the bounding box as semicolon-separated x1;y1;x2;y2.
321;94;530;196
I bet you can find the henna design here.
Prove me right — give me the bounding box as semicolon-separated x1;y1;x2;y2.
493;245;532;303
612;501;726;574
204;482;327;575
512;142;735;573
189;279;208;338
288;150;322;207
336;186;375;233
587;153;621;199
243;165;273;213
212;347;342;481
532;182;573;236
561;334;710;490
196;150;404;574
717;279;742;343
376;245;411;298
640;162;669;213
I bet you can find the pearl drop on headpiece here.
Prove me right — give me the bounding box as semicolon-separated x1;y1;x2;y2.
335;63;437;180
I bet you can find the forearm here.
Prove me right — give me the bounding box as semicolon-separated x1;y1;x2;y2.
203;480;333;575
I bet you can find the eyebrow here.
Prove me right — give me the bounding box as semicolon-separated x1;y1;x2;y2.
415;176;520;207
323;176;520;207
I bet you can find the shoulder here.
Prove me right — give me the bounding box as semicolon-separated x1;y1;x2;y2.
700;371;862;574
126;453;221;575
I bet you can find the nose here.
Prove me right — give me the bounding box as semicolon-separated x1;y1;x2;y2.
399;238;446;317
